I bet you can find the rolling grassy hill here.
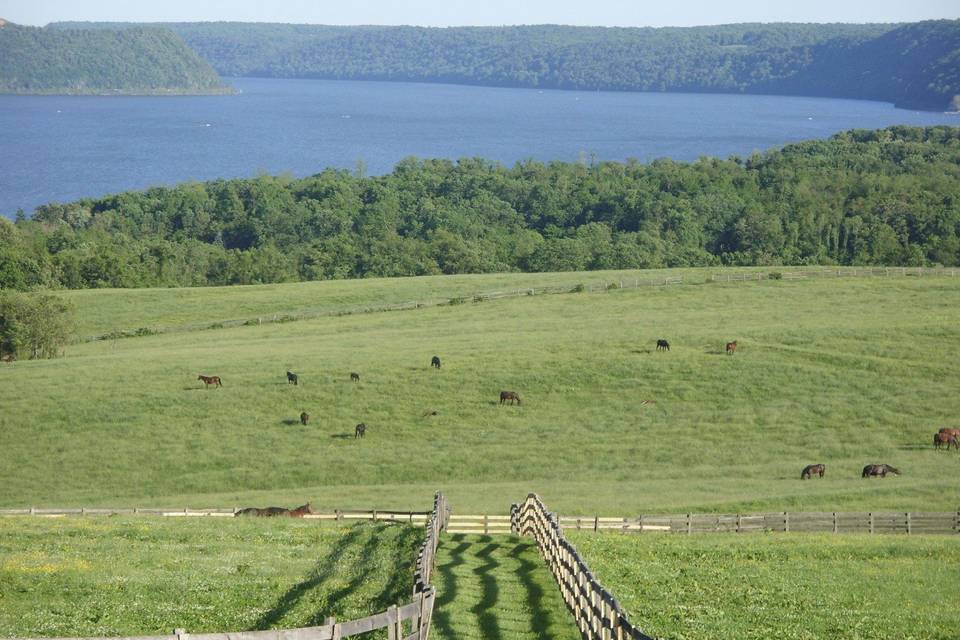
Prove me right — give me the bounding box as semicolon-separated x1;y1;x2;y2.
2;270;959;514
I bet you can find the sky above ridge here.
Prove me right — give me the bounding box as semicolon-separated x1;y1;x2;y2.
0;0;958;27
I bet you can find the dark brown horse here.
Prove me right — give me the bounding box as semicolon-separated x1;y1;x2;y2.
235;503;314;517
801;463;825;480
350;372;360;382
725;341;738;354
198;374;222;388
500;391;521;405
431;356;442;369
934;432;959;450
300;411;310;426
862;464;900;478
355;423;366;438
656;339;670;351
286;371;299;385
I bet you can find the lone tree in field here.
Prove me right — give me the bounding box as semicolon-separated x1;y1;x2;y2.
0;291;75;360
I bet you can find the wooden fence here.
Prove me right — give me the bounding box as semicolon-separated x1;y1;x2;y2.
445;513;512;534
0;507;432;523
557;510;960;536
712;266;958;282
512;493;654;640
6;494;449;640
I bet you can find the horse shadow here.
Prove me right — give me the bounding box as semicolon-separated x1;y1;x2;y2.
281;419;300;426
898;443;934;451
704;349;728;356
631;349;654;354
330;433;353;439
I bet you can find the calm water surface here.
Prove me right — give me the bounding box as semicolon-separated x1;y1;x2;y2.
1;77;957;217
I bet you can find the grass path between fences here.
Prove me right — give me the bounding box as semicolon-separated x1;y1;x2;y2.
430;533;580;640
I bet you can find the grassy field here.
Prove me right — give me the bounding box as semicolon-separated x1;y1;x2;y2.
568;531;960;640
3;271;960;513
60;267;756;339
431;534;579;640
0;517;421;637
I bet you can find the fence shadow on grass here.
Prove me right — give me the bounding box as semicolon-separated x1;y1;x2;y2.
432;536;471;640
473;541;503;640
508;539;557;638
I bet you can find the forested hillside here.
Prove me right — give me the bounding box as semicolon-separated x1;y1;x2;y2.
0;22;229;95
52;20;960;110
2;126;958;290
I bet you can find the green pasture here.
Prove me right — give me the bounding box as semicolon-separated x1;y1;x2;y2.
431;534;579;640
59;267;753;339
568;531;960;640
3;272;960;513
0;517;420;637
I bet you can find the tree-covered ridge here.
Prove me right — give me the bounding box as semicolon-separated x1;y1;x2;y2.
0;22;229;95
51;20;960;110
1;126;959;290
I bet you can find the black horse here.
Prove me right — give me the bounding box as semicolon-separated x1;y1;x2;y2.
350;372;360;382
431;356;441;369
286;371;299;385
355;423;366;438
656;339;670;351
300;411;310;426
801;463;825;480
862;463;900;478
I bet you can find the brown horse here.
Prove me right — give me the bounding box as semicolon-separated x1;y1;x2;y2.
862;464;900;478
938;427;960;439
235;506;289;517
198;374;222;388
300;411;310;426
725;341;738;354
288;503;315;517
801;463;825;480
355;423;366;438
500;391;521;405
934;432;959;450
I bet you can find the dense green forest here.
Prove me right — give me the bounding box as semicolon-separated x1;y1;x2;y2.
2;126;959;290
53;20;960;110
0;21;228;94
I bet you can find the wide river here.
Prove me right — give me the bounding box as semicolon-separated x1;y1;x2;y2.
1;77;957;217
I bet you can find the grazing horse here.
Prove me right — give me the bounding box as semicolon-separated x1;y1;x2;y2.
500;391;521;405
431;356;442;369
350;372;360;382
656;339;670;351
288;503;314;517
355;423;366;438
300;412;310;426
939;427;960;439
235;506;289;517
198;374;222;388
934;432;959;450
801;463;825;480
286;371;299;385
862;464;900;478
725;341;738;354
1;353;14;363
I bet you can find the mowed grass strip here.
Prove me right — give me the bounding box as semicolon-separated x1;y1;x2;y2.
2;275;959;512
567;531;960;640
0;518;421;638
431;534;579;640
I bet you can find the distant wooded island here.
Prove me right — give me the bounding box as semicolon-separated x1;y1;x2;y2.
0;21;229;95
43;19;960;111
2;126;959;290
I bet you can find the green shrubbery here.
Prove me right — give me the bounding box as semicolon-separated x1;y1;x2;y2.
0;291;75;359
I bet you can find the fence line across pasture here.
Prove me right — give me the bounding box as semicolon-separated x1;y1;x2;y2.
0;506;434;523
557;509;960;536
1;494;449;640
83;265;959;342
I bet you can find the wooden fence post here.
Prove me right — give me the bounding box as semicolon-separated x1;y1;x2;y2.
869;512;874;534
686;514;692;535
594;515;599;532
833;512;838;534
906;512;911;535
784;512;790;533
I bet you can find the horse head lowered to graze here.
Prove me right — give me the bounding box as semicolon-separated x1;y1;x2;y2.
656;339;670;351
500;391;521;405
801;463;825;480
934;431;959;450
725;341;738;354
286;371;298;385
197;374;222;388
431;356;441;369
862;463;901;478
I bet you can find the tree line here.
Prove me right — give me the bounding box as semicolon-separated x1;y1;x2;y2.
0;22;229;94
2;126;959;291
52;20;960;110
